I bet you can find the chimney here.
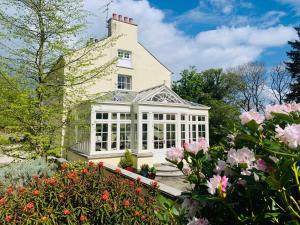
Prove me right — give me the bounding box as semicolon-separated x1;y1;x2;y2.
124;16;128;23
108;15;137;41
118;15;123;21
129;18;133;24
112;13;117;20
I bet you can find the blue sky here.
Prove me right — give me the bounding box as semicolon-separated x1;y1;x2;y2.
85;0;300;79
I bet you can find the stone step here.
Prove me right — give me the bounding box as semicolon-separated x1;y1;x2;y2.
156;171;184;177
156;165;179;172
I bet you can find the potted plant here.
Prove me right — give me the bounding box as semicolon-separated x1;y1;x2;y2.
119;149;134;172
140;164;149;177
148;166;157;179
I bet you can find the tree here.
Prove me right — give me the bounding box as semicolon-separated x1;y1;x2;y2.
0;0;115;157
233;62;266;111
173;67;241;145
270;63;291;104
285;27;300;103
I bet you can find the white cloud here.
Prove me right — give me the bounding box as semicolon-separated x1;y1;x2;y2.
83;0;297;79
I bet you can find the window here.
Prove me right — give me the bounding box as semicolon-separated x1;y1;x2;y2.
190;124;197;141
96;123;108;151
120;113;131;120
118;75;132;90
96;113;108;120
181;114;186;121
190;115;196;121
142;113;148;120
112;113;117;120
166;114;176;120
118;50;132;68
198;116;205;121
166;124;176;148
181;124;186;146
120;124;131;150
154;123;164;149
154;113;163;120
111;123;117;150
198;124;206;138
118;50;131;60
142;124;148;150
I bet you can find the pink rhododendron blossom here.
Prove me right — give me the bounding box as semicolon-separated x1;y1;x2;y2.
227;147;255;169
275;124;300;149
207;175;228;195
187;217;209;225
265;103;300;119
214;160;226;175
184;137;208;154
255;159;269;172
182;165;192;176
166;147;184;162
239;110;265;125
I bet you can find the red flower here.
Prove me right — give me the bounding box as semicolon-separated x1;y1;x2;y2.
151;181;159;189
101;190;109;202
81;168;89;175
44;178;57;186
135;187;142;195
24;202;35;211
80;214;88;222
18;186;26;194
115;168;122;174
33;189;40;196
61;163;69;170
136;176;141;183
67;172;78;181
123;199;130;207
5;214;13;222
98;161;104;169
0;197;6;206
134;211;141;217
32;175;39;181
63;209;71;215
6;187;14;195
88;161;95;167
141;215;146;220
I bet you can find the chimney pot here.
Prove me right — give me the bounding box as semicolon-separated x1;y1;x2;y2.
118;15;123;21
129;18;133;24
112;13;117;20
124;16;128;23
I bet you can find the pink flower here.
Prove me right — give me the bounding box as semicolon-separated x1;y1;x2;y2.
184;138;208;154
207;175;228;195
255;159;269;172
239;110;265;125
166;147;184;162
275;124;300;149
265;103;300;119
187;217;210;225
182;165;191;176
226;147;255;171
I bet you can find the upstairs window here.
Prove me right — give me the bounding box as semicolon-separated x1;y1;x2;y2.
118;75;132;90
117;50;132;68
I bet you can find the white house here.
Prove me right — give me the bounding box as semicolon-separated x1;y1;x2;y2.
65;14;210;168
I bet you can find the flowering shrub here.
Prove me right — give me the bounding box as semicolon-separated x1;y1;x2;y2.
0;161;168;224
167;103;300;225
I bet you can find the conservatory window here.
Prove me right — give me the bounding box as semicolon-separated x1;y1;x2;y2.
166;124;176;148
154;113;163;120
111;123;117;150
120;113;131;120
96;123;108;151
120;124;131;150
166;114;176;121
96;112;108;120
142;113;148;120
181;124;186;146
142;124;148;150
198;124;206;138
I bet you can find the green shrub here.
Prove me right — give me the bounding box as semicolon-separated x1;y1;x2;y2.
0;136;10;145
119;149;134;168
0;158;57;189
0;161;170;224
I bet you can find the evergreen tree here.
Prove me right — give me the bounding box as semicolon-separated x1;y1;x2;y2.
285;27;300;102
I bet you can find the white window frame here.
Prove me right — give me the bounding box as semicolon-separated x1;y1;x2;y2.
117;74;132;90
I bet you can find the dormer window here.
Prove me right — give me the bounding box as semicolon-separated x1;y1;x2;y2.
117;50;132;68
118;74;132;90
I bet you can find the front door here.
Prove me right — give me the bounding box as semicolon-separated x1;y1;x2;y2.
153;123;176;163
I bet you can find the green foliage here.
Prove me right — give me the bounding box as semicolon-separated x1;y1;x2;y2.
119;149;134;168
0;158;57;189
172;67;241;145
286;27;300;102
0;162;170;224
149;166;157;175
0;136;10;145
168;105;300;225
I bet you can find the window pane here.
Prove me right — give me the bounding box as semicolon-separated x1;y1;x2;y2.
142;113;148;120
118;75;132;90
112;113;117;119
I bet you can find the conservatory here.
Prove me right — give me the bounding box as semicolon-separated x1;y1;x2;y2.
67;85;209;166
